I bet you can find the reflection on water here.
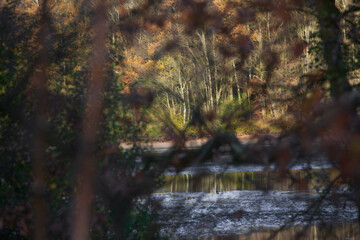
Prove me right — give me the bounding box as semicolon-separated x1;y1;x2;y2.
195;222;360;240
154;165;359;239
159;168;338;193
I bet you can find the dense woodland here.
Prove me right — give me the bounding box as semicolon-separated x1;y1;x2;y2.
1;0;360;239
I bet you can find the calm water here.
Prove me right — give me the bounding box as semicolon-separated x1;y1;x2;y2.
152;163;359;239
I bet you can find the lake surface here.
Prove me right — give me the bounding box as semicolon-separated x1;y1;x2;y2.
152;163;359;239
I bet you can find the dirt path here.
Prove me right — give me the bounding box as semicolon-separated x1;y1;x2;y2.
120;134;261;151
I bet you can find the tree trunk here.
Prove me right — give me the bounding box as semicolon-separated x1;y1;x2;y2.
316;0;351;98
198;31;214;108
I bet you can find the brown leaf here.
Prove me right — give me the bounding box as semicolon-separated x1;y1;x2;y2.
295;179;309;192
290;40;307;59
276;144;291;176
204;109;216;122
262;49;279;73
233;210;244;219
273;2;291;22
18;218;29;236
237;36;252;55
180;0;211;30
218;44;235;58
236;8;256;24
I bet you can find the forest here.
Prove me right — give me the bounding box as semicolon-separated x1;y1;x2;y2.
1;0;360;239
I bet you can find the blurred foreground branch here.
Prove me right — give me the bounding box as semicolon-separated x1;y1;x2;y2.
70;1;108;240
